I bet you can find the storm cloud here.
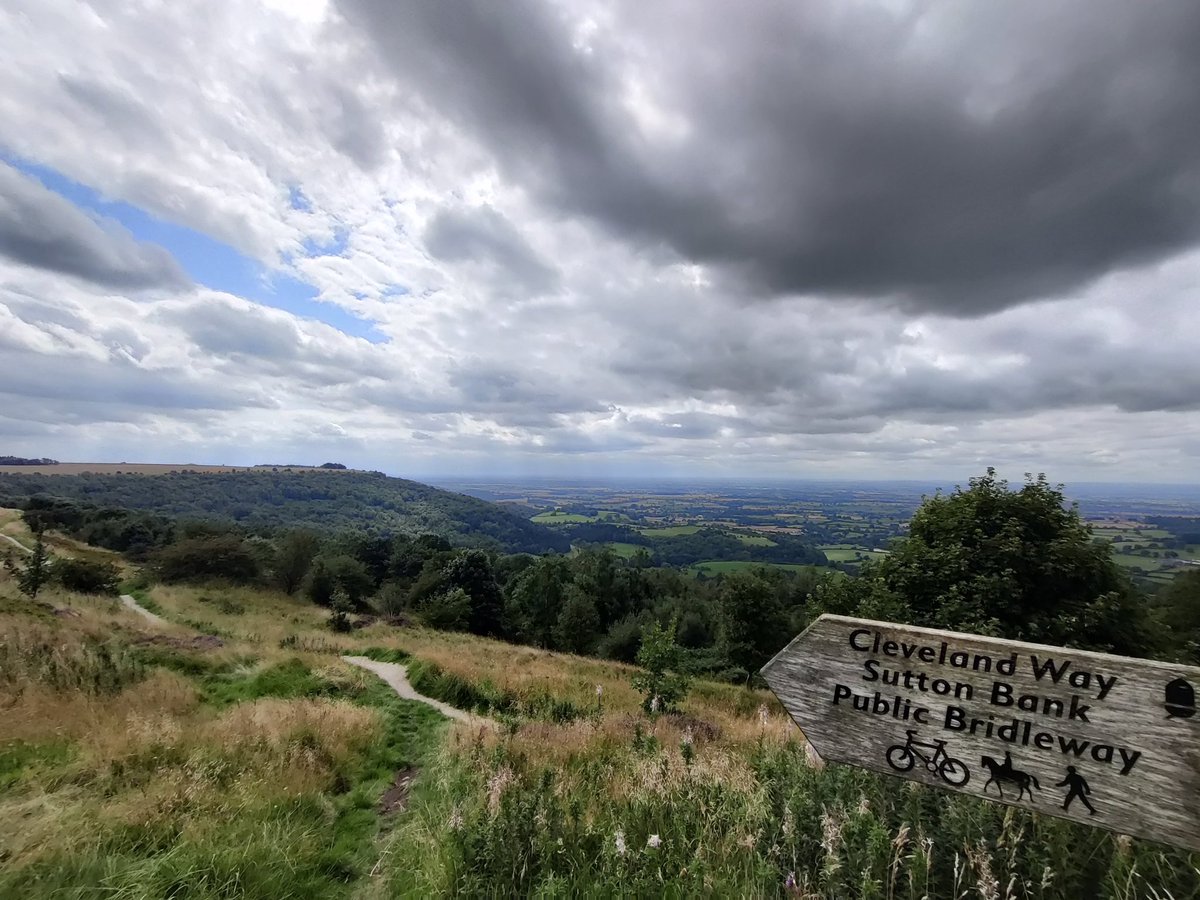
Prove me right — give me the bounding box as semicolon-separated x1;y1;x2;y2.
1;0;1199;479
0;161;189;289
425;205;559;295
339;0;1200;314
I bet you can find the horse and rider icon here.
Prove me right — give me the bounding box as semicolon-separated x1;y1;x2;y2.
884;733;1097;815
980;750;1096;814
981;751;1040;800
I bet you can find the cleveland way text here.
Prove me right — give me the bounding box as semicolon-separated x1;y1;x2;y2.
830;628;1142;775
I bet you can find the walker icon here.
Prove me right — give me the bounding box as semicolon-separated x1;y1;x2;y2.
1165;678;1196;719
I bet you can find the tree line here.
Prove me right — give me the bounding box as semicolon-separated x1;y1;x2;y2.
9;469;1200;679
0;469;569;554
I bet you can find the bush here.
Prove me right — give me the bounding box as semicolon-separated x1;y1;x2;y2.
631;617;690;714
598;614;645;663
55;558;121;595
328;591;354;633
419;588;472;631
152;534;261;584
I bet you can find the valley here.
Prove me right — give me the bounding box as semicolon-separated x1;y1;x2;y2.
3;469;1199;897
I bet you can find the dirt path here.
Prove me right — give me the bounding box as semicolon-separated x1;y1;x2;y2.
120;594;167;625
343;655;495;727
0;533;31;554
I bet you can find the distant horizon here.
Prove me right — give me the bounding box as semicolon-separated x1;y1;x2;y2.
4;456;1199;493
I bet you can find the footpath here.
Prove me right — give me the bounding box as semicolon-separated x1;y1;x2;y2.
343;655;495;727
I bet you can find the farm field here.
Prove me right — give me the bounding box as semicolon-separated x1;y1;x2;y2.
732;531;777;546
819;544;890;563
530;510;598;524
638;524;703;536
688;560;830;576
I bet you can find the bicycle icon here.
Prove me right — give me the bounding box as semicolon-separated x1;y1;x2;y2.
886;730;971;787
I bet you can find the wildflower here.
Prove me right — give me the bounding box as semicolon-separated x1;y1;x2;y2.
486;765;515;816
681;726;693;747
785;872;797;890
781;808;795;837
965;841;999;900
447;807;464;831
857;795;870;815
650;695;661;713
647;834;662;849
614;829;627;856
595;684;604;698
757;703;770;726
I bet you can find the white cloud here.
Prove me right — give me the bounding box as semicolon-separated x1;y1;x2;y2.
0;0;1197;482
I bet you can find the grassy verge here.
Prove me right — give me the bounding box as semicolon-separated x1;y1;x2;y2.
380;722;1200;898
0;582;449;900
6;577;1199;898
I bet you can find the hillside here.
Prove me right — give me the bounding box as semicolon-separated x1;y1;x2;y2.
0;468;569;555
3;519;1194;897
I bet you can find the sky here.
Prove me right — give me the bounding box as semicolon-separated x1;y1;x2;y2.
1;0;1198;483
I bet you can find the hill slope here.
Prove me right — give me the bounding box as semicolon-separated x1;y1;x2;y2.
0;469;569;554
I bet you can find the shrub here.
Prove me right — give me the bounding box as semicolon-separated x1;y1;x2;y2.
55;558;121;595
329;590;354;633
419;587;472;631
4;532;53;598
598;614;646;663
152;534;261;584
631;617;691;714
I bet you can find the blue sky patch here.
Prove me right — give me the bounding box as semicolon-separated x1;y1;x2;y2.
6;155;385;342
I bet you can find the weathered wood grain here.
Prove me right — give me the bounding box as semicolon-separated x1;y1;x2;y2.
761;614;1200;852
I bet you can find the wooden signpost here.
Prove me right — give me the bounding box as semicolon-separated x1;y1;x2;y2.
761;614;1200;852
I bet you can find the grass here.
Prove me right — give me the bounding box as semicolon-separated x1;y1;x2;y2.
1111;554;1169;572
531;511;597;524
820;545;890;563
0;577;447;899
373;670;1200;898
733;531;777;547
639;525;702;537
4;550;1199;897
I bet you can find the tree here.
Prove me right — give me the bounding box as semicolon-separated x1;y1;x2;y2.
820;470;1155;656
56;557;121;595
598;613;647;663
553;586;601;654
719;572;791;684
420;587;473;631
4;531;53;599
631;617;691;714
328;589;353;632
152;534;260;584
1151;569;1200;663
505;555;573;646
272;530;320;595
322;554;374;606
306;557;336;606
441;549;503;636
